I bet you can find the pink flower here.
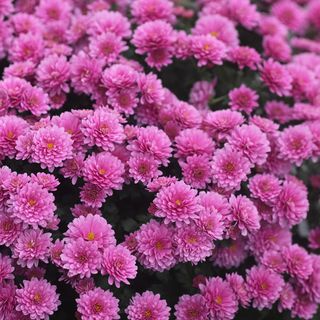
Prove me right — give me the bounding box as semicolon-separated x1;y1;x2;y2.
81;108;125;152
261;250;287;273
36;54;70;96
76;288;120;320
174;294;209;320
101;245;137;288
61;238;101;278
189;80;215;110
274;181;309;227
191;35;226;67
228;85;258;114
0;214;23;246
200;277;238;320
128;126;172;166
248;174;281;205
180;154;212;189
60;153;85;185
228;195;260;237
20;86;49;116
278;283;296;312
265;100;292;124
263;35;291;62
80;183;107;208
226;273;250;308
7;182;56;229
31;125;73;172
282;244;313;279
30;173;59;192
126;291;170;320
0;280;16;318
132;20;174;70
227;124;270;165
16;278;60;320
83;152;125;195
211;146;251;191
131;0;175;24
175;128;215;159
174;224;213;264
291;292;318;320
278;125;314;165
71;204;102;218
65;214;116;250
260;59;292;96
192;14;239;48
308;227;320;250
137;72;165;105
12;229;52;268
136;220;176;271
0;254;14;283
246;265;284;310
35;0;71;25
229;46;261;70
153;181;200;225
128;153;161;184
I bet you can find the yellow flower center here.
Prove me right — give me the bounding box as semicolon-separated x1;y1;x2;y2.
216;295;223;305
86;232;95;241
7;131;14;139
93;303;103;313
144;309;152;318
33;293;42;303
98;168;106;175
28;199;37;206
47;142;54;150
175;199;182;206
211;31;219;37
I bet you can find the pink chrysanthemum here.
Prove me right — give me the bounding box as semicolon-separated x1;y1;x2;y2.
61;238;101;278
126;291;170;320
278;283;296;312
147;176;178;192
228;195;260;237
60;153;85;185
265;100;292;124
308;227;320;250
211;238;248;269
263;35;291;63
135;220;176;271
31;125;73;172
16;278;60;320
191;35;227;67
228;124;270;165
0;213;23;246
65;214;115;250
128;153;161;184
274;181;309;227
153;181;200;225
20;86;49;116
282;244;312;280
246;265;284;310
0;280;16;318
229;46;261;70
174;224;213;264
12;229;52;268
259;16;288;37
278;125;314;165
76;288;120;320
71;204;102;218
80;183;107;208
175;128;215;159
36;54;69;96
50;239;64;268
180;154;212;189
200;277;238;320
7;182;56;229
83;152;125;195
101;245;137;288
260;59;292;96
189;80;215;110
30;173;59;192
291;291;318;320
202;110;244;141
226;273;250;308
131;0;175;24
248;174;281;205
128;126;172;166
228;85;258;114
211;146;251;191
261;249;287;273
0;254;14;283
174;294;209;320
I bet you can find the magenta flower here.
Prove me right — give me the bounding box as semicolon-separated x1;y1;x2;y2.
16;278;60;320
65;214;116;249
80;183;107;208
308;227;320;250
126;291;170;320
174;294;209;320
0;253;14;283
278;283;296;312
101;245;137;288
228;85;258;114
246;265;284;310
229;46;261;70
0;213;23;246
226;273;250;308
76;288;120;320
200;277;238;320
153;181;200;225
61;238;101;278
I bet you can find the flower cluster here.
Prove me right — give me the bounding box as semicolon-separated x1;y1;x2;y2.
1;0;320;319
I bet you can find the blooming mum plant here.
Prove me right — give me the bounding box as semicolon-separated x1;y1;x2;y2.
1;0;320;319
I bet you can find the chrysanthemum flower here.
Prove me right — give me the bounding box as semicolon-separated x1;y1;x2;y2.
226;273;250;308
228;85;258;114
246;265;284;310
261;249;287;273
65;214;115;250
80;183;107;208
200;277;238;320
278;283;296;312
229;46;261;70
60;153;85;185
61;238;101;278
76;288;120;320
0;280;16;318
16;278;60;320
31;125;73;172
12;229;52;268
211;146;251;191
136;220;176;271
0;213;23;246
82;152;125;195
308;227;320;250
101;245;137;288
0;253;14;283
126;291;170;320
263;35;291;62
174;294;209;320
